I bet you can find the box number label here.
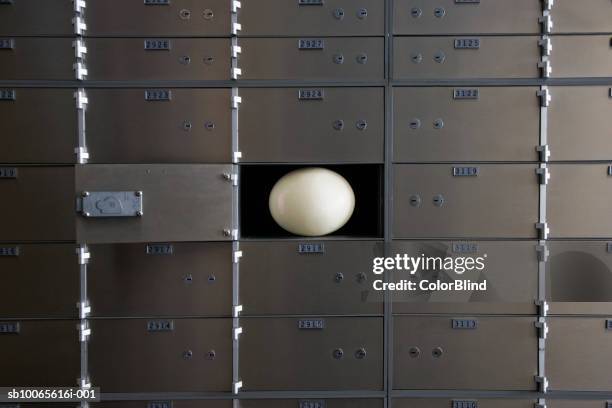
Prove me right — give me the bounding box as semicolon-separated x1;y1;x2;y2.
145;90;171;101
0;322;20;334
298;243;325;254
453;401;478;408
0;89;15;100
454;38;480;49
452;243;478;254
453;88;479;100
145;39;171;50
0;246;19;256
0;38;14;49
298;89;324;100
299;39;325;50
298;319;325;329
299;401;326;408
452;319;478;329
147;320;174;332
453;167;479;177
146;244;174;255
0;168;17;179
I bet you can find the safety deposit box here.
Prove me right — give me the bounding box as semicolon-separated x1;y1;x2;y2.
548;164;612;238
394;87;540;162
238;0;384;37
391;241;538;315
0;320;80;387
0;244;78;318
239;241;383;316
0;38;75;80
394;164;540;239
0;166;75;242
75;164;234;244
238;38;384;81
393;36;541;80
88;318;231;392
551;0;612;34
547;401;612;408
394;316;538;390
550;36;612;78
393;0;541;35
0;88;77;164
85;38;231;81
239;87;384;163
85;0;231;37
240;317;383;390
93;403;231;408
94;400;383;408
547;317;612;391
85;89;232;164
393;399;538;408
0;0;73;36
87;242;232;318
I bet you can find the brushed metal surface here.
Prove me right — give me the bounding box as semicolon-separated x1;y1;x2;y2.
88;242;232;318
240;317;383;390
86;89;232;164
75;164;233;244
393;36;541;80
394;87;540;162
238;0;384;36
239;241;383;316
94;403;231;408
239;400;384;408
394;316;538;390
550;36;612;78
239;88;384;163
0;0;73;36
0;88;77;164
391;241;538;315
551;0;612;34
393;164;539;239
393;0;541;35
393;399;537;408
0;166;75;242
547;401;609;408
88;318;232;392
0;38;75;80
238;38;384;81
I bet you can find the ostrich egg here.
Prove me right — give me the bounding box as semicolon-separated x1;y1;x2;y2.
268;168;355;236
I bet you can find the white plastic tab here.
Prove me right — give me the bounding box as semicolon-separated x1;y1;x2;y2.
233;327;243;340
233;151;242;163
232;45;242;58
233;250;243;264
231;1;241;13
233;305;243;317
232;23;242;35
233;381;243;395
232;95;242;109
231;67;242;80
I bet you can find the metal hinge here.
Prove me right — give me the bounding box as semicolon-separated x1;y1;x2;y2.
539;12;553;33
536;145;550;162
75;89;88;110
536;166;550;185
73;61;88;80
77;301;91;319
224;172;239;186
535;400;546;408
233;151;242;163
231;67;242;80
224;229;239;240
535;318;548;340
233;327;243;341
233;250;243;264
536;300;549;316
73;15;87;35
538;58;551;78
233;381;243;395
543;0;554;11
232;94;242;109
73;38;87;60
536;244;549;262
76;246;90;265
73;0;86;13
75;147;90;164
535;375;548;393
536;222;549;240
537;87;551;107
79;322;91;342
538;36;552;57
233;305;243;317
231;0;242;35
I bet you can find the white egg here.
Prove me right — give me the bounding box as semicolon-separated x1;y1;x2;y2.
269;168;355;237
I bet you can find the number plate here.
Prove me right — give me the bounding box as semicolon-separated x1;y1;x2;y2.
146;244;174;255
454;38;481;49
144;39;171;50
0;246;19;256
298;319;325;329
453;167;479;177
145;89;172;101
452;243;478;253
452;319;478;329
79;191;143;218
299;401;326;408
0;322;20;334
298;0;323;5
298;39;325;50
148;402;172;408
606;320;612;330
0;168;17;179
147;320;174;332
298;243;325;254
144;0;170;5
452;401;478;408
298;89;324;100
0;38;14;49
453;88;479;100
0;89;15;101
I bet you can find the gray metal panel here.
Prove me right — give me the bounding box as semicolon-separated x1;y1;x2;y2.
86;89;232;164
238;38;384;81
85;0;231;37
0;88;77;164
94;403;231;408
238;0;384;36
393;36;540;80
0;244;78;318
393;0;541;35
393;164;539;239
391;241;538;315
0;38;75;80
393;316;538;390
548;86;612;161
547;241;612;315
0;320;80;387
239;400;384;408
393;87;540;162
239;88;384;163
548;164;612;238
88;242;232;318
551;0;612;34
393;399;537;408
0;166;75;242
239;241;383;316
547;401;609;408
550;36;612;78
75;164;233;244
0;0;74;36
240;317;384;390
88;318;232;392
547;317;612;391
85;38;231;81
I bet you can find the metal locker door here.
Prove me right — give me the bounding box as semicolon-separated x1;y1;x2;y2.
238;400;384;408
0;244;78;318
88;318;232;392
240;317;383;390
547;241;612;315
238;0;384;36
0;38;75;80
548;86;612;161
0;88;77;164
393;0;541;35
393;316;538;390
393;36;541;80
0;320;80;387
238;38;384;81
0;166;75;242
393;164;540;239
548;164;612;238
85;0;231;37
391;241;539;315
94;403;232;408
239;241;383;316
547;402;609;408
0;0;74;36
86;89;232;164
239;88;384;163
551;0;612;34
85;38;231;81
547;317;612;391
393;399;537;408
87;242;232;318
75;164;234;244
550;36;612;78
394;87;540;162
